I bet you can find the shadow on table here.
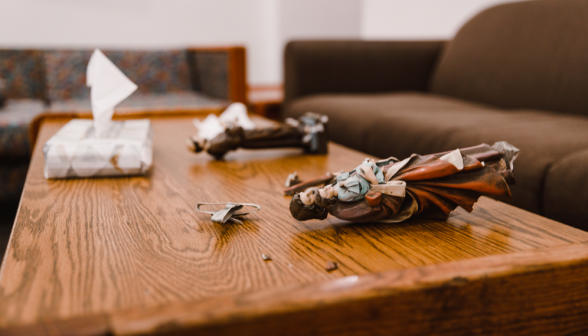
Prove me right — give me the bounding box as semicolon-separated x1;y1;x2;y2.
212;219;260;251
288;215;510;274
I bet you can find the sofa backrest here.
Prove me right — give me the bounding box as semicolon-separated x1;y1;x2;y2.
429;0;588;116
187;50;231;101
0;50;46;100
44;49;192;101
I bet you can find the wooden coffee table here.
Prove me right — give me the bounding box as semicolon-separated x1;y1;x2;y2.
2;115;588;335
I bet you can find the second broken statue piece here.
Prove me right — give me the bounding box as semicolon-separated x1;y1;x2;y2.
285;172;302;187
188;112;329;159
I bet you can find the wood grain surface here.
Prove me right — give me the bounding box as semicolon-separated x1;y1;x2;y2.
109;242;588;336
5;242;588;336
2;116;588;334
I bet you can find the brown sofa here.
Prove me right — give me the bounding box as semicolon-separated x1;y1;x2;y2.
283;0;588;230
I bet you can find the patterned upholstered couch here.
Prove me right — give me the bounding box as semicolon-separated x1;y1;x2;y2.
0;47;246;201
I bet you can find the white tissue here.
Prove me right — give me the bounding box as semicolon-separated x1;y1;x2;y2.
87;49;138;136
219;102;255;130
193;102;255;140
194;114;226;141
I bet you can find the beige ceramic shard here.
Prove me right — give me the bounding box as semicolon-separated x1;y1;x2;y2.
439;149;464;170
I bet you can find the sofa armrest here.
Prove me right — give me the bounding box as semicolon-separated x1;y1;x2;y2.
544;149;588;230
284;40;445;104
187;47;247;104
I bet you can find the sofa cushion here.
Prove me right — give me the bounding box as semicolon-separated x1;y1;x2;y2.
543;149;588;230
285;92;588;217
46;91;228;114
429;0;588;117
435;109;588;216
0;99;46;157
285;92;501;156
0;50;46;100
44;50;192;101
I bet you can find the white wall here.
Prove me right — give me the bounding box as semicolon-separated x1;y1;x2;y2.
278;0;362;83
0;0;524;85
0;0;361;85
0;0;274;84
361;0;524;40
281;0;362;41
0;0;259;48
254;0;362;85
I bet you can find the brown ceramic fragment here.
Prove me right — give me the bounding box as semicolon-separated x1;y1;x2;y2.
326;261;338;272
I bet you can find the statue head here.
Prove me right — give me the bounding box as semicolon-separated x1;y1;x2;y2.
289;192;329;221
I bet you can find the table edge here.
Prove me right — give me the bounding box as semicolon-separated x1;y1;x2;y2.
3;241;588;335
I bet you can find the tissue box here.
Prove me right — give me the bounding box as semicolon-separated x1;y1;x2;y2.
43;119;153;179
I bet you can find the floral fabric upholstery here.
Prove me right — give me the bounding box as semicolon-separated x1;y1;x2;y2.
43;50;90;101
45;49;193;101
0;50;46;99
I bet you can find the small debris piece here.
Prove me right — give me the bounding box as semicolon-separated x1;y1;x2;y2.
210;203;243;224
196;202;261;224
262;254;272;261
288;264;293;268
326;261;338;272
285;172;302;187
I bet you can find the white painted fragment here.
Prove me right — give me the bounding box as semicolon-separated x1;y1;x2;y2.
440;149;464;170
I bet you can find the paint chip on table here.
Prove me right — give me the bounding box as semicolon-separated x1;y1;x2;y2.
326;261;338;272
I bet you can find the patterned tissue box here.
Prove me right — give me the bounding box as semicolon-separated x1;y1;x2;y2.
43;119;153;179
